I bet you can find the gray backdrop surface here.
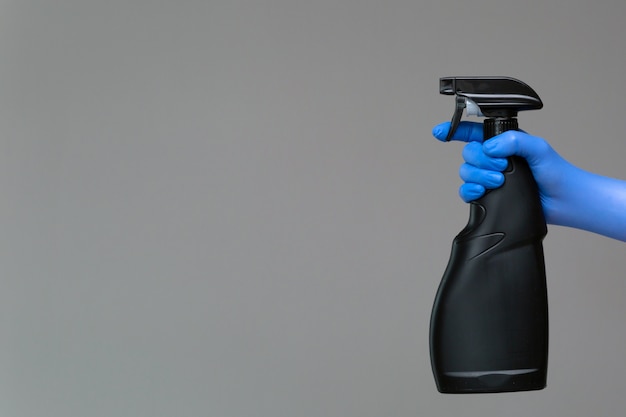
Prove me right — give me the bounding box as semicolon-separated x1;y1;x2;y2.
2;0;626;416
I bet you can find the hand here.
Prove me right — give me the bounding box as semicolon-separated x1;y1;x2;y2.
432;121;626;241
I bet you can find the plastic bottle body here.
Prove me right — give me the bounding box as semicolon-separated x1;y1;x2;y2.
430;122;549;393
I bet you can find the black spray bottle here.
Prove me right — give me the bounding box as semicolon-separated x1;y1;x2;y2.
429;77;549;393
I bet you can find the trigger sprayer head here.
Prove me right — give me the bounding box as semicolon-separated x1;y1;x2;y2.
440;76;543;141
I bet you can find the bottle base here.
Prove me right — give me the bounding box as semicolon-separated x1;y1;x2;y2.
435;369;547;393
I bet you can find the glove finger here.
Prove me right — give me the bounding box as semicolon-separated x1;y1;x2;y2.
483;130;552;166
459;183;486;203
462;142;509;171
432;121;484;143
459;163;505;188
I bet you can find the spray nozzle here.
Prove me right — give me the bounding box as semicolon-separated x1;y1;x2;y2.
440;76;543;141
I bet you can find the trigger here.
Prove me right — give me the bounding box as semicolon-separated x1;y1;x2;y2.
446;96;466;141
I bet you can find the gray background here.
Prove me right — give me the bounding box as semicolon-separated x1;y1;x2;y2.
2;0;626;416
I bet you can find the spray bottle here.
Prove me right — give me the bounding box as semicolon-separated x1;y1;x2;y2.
429;76;549;393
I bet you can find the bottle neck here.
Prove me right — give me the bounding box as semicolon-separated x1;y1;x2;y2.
484;118;518;140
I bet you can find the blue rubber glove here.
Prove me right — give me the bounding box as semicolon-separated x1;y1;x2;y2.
432;121;626;242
